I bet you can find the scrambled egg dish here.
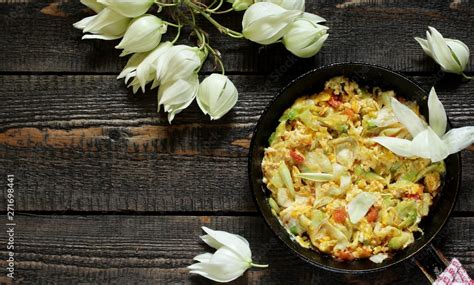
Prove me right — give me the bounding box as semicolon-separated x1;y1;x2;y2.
261;76;444;262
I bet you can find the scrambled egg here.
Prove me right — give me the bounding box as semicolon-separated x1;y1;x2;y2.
261;76;444;262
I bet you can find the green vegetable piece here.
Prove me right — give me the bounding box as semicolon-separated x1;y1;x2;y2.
388;232;412;250
278;161;295;199
289;225;299;235
299;110;320;131
268;132;276;145
268;197;280;214
367;121;377;129
397;200;417;228
401;171;418;182
413;162;445;183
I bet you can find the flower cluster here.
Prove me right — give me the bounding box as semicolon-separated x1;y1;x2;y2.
74;0;329;122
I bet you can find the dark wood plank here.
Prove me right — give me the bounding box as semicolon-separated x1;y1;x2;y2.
0;215;471;284
0;0;473;73
0;74;473;212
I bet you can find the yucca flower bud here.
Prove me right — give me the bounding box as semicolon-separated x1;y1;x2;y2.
227;0;254;11
283;18;329;58
242;2;302;45
116;14;167;56
197;74;238;120
97;0;154;17
73;7;130;40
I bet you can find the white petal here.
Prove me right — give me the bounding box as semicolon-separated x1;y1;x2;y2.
82;8;130;37
446;38;470;71
193;252;213;263
188;256;248;283
390;97;426;137
427;87;447;137
116;15;166;54
201;227;252;262
442;126;474;155
156;45;203;85
414;37;433;57
347;192;377;224
135;42;172;91
371;107;398;127
81;34;122;40
340;175;351;191
371;137;414;157
117;52;147;80
369;253;388;264
200;235;222;250
80;0;105;13
301;12;326;23
427;27;462;73
73;15;95;30
97;0;153;17
242;2;302;45
412;128;449;162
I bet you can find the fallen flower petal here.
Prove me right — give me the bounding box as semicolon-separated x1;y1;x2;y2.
189;227;268;283
415;26;471;78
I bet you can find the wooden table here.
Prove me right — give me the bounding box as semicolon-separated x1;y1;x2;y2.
0;1;472;284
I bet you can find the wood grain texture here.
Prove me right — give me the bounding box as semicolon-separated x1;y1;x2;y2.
0;74;472;212
0;215;471;284
0;0;473;73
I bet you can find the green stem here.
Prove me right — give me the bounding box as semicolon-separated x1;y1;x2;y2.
461;72;472;80
184;0;244;38
205;43;225;75
154;0;180;7
206;0;224;12
213;7;234;14
171;19;181;44
250;263;269;268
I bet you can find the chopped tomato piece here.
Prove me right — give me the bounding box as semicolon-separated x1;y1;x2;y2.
405;193;420;200
338;250;354;261
328;96;342;108
366;207;379;223
290;150;305;164
332;208;347;223
343;108;355;118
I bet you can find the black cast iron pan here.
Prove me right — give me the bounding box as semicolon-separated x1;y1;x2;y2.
248;63;461;274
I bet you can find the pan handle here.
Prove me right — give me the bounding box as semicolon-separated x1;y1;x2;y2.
413;243;450;283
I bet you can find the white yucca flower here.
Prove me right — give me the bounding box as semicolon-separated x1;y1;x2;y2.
415;27;471;79
73;7;130;40
188;227;268;283
197;74;238;120
372;87;474;162
115;14;167;56
283;18;328;58
242;2;302;45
